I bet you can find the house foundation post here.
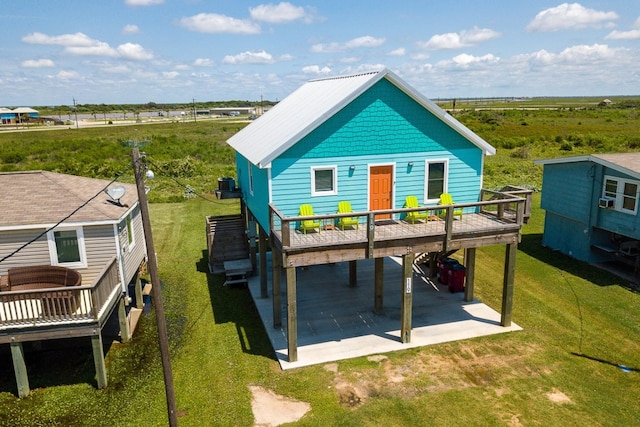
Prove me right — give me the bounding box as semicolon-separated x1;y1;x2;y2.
118;296;131;343
10;342;29;398
248;215;258;276
401;253;414;343
91;333;108;389
272;249;282;328
501;243;517;326
259;227;268;298
286;266;298;362
374;257;384;314
464;247;476;302
349;260;357;287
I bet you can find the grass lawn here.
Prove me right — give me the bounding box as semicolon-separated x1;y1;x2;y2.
1;104;639;425
5;193;636;426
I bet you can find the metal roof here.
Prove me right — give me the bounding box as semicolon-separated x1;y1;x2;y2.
0;171;138;229
227;68;495;168
535;153;640;180
11;107;38;113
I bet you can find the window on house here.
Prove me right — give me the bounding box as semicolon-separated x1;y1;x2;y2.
425;160;448;202
126;214;134;246
248;160;254;195
48;227;87;268
311;166;337;196
603;176;639;214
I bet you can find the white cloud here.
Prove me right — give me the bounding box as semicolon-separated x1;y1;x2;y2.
65;42;118;57
302;65;331;74
122;24;140;35
21;58;55;68
194;58;214;67
249;2;308;23
448;53;500;67
420;27;501;50
22;32;99;47
223;50;275;64
605;29;640;40
117;43;154;60
388;47;405;57
57;70;80;79
125;0;164;6
22;31;153;60
311;35;385;53
162;71;179;79
527;3;618;32
178;13;261;34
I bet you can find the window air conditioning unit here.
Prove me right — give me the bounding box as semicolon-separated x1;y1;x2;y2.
598;197;614;208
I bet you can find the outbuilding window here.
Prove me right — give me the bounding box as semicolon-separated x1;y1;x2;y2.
311;166;337;196
603;175;639;214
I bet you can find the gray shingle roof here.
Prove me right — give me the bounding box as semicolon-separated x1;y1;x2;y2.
0;171;138;229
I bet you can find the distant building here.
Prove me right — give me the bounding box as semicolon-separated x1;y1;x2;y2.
0;107;39;124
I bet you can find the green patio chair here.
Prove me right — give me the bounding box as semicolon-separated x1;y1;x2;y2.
404;195;429;224
439;193;463;220
298;204;321;234
336;201;359;230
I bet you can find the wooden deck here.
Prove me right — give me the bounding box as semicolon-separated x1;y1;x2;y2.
269;190;527;267
0;258;122;342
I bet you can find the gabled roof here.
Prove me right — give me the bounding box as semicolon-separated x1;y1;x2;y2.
12;107;38;113
0;171;138;229
228;68;495;168
535;153;640;180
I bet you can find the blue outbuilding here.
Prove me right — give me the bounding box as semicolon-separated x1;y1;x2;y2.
536;153;640;284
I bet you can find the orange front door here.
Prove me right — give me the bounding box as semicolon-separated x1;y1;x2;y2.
369;165;393;219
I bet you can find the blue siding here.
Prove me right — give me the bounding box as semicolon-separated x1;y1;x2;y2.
269;79;484;219
236;152;270;230
542;213;592;261
540;162;593;224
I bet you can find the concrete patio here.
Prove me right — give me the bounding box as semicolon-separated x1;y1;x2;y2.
247;255;522;370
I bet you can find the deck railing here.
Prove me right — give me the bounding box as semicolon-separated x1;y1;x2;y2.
269;189;527;251
0;257;121;328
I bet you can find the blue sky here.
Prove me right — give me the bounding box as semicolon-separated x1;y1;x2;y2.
2;1;639;106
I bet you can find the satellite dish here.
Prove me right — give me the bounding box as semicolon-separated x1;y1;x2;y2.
106;185;127;203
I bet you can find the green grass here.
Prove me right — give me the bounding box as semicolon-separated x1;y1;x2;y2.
4;195;639;426
1;104;640;425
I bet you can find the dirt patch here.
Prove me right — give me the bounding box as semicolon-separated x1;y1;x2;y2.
249;386;311;427
327;341;544;409
546;388;572;404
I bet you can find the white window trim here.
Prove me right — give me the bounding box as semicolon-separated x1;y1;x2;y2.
603;175;639;215
424;159;449;204
121;214;136;253
311;165;338;196
47;226;88;268
248;159;254;196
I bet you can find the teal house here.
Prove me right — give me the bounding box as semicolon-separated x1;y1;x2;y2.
226;69;528;364
536;153;640;283
228;68;495;232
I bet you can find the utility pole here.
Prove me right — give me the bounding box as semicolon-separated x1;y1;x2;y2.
192;98;196;123
132;148;178;426
72;97;79;129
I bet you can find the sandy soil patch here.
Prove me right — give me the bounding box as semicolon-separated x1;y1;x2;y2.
249;386;311;427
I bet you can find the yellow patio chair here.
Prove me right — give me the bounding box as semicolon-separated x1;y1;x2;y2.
404;195;429;224
439;193;463;220
298;204;321;234
336;201;359;230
